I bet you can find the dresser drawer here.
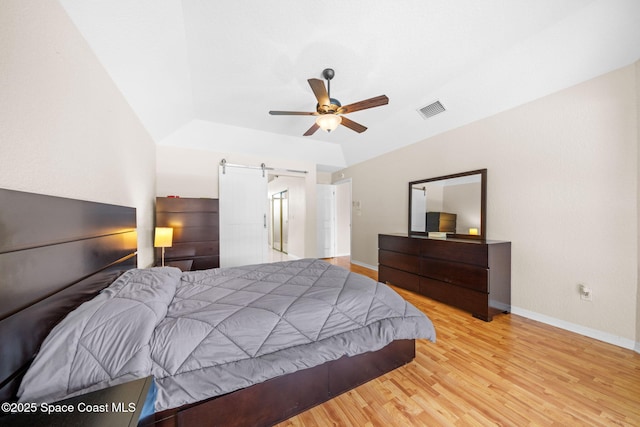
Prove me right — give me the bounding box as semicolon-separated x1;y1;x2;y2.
420;258;488;292
378;265;420;293
163;241;219;258
379;234;420;255
420;277;489;317
156;211;219;228
420;238;488;267
379;249;419;274
156;197;219;212
172;226;219;243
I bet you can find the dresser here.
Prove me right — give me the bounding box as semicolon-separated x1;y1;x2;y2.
378;233;511;321
155;197;219;271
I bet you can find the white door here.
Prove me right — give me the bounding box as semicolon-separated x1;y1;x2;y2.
316;184;336;258
219;165;268;267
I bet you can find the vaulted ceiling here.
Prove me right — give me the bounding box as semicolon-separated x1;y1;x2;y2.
59;0;640;170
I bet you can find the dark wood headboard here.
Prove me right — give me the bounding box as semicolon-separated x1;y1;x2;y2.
0;188;137;401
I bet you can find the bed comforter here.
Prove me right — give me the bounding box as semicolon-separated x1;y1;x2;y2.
19;259;436;411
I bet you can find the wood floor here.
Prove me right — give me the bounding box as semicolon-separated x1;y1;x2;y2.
276;257;640;427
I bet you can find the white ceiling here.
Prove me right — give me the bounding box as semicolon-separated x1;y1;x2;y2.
59;0;640;171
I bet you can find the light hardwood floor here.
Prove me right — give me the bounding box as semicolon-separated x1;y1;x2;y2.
276;257;640;427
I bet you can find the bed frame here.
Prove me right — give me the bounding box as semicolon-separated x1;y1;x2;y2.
0;188;416;427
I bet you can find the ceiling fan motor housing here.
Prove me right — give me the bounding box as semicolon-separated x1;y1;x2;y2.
317;98;342;114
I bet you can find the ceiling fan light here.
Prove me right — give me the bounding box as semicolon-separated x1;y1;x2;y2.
316;114;342;132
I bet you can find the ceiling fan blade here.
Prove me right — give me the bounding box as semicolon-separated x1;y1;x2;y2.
340;116;367;133
303;122;320;136
269;110;316;115
338;95;389;114
308;78;330;107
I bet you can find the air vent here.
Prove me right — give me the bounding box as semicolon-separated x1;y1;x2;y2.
417;100;446;119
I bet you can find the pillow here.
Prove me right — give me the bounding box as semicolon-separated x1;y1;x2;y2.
18;267;181;403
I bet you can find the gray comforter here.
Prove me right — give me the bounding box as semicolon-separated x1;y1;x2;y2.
19;259;436;411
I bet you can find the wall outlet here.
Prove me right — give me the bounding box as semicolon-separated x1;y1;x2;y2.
579;284;593;301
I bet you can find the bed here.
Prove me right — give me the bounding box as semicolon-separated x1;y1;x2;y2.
0;188;435;426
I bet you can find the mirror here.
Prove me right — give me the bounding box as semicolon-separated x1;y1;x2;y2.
408;169;486;239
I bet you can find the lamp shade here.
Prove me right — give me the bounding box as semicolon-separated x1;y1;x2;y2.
154;227;173;247
469;228;479;235
316;114;342;132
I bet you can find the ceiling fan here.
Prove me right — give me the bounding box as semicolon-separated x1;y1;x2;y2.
269;68;389;136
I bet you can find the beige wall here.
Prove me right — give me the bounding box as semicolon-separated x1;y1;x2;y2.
0;0;156;266
316;171;333;184
156;145;318;257
335;64;639;347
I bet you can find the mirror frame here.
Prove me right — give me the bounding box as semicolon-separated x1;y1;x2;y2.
408;169;487;240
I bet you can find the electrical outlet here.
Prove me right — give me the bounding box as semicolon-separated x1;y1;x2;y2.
579;284;593;301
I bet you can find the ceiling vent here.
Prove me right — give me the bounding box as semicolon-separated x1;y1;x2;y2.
417;100;446;119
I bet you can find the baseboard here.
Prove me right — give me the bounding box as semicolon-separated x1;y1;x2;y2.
350;259;378;272
511;306;639;353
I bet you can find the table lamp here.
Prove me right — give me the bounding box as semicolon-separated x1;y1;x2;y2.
154;227;173;266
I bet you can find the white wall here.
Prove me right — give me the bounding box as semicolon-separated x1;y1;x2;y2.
334;63;639;348
0;0;156;266
156;145;318;258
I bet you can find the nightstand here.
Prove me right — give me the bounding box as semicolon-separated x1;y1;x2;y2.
1;376;154;427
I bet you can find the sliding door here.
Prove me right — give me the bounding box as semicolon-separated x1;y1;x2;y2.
219;165;268;267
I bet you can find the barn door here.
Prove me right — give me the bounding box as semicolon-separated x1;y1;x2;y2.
219;165;268;267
